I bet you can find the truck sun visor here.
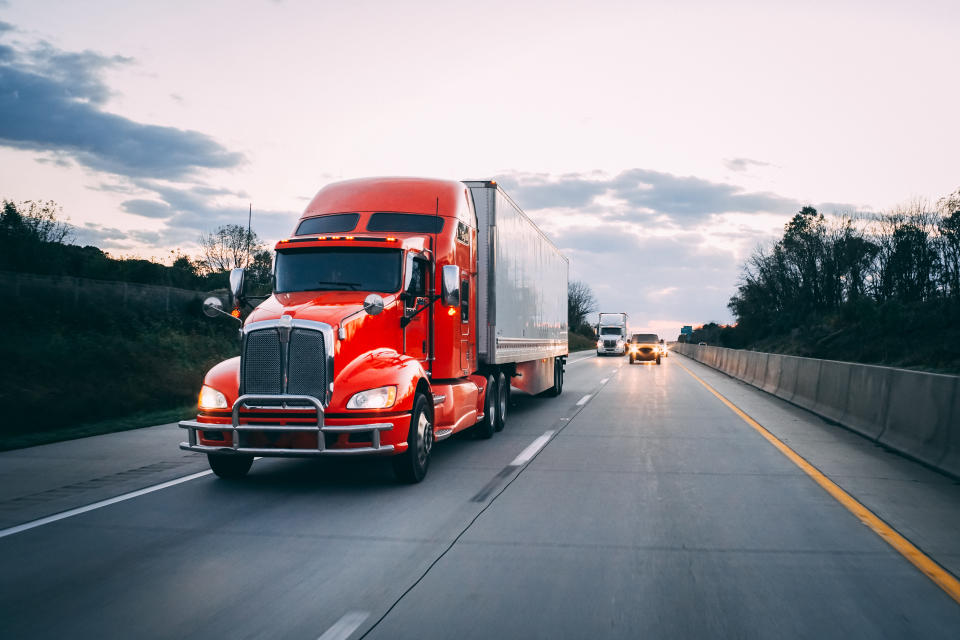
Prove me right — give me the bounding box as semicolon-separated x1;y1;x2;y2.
367;213;444;233
295;213;360;235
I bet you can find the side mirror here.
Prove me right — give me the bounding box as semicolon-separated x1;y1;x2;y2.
441;265;460;307
229;268;245;302
363;294;385;316
202;296;224;318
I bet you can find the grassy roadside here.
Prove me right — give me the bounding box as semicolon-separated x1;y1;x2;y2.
0;404;196;451
569;333;596;352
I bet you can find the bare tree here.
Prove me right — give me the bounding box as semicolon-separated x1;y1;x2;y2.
568;280;597;333
0;200;72;244
199;224;264;274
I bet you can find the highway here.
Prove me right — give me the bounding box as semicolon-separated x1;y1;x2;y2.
2;352;960;639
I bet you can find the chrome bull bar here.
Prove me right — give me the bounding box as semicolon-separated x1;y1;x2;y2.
178;394;395;456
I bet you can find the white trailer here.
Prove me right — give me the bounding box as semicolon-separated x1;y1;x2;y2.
465;180;568;395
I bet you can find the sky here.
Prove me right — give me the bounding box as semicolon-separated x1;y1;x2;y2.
1;0;958;338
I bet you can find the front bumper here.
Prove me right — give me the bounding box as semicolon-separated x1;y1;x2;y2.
179;394;400;457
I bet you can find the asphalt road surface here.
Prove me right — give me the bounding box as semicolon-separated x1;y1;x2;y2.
2;352;960;639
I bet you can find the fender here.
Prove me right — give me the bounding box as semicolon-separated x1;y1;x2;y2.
202;357;240;406
330;348;427;413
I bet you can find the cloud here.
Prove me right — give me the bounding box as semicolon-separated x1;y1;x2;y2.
0;32;244;180
724;157;773;172
121;198;172;218
498;168;801;225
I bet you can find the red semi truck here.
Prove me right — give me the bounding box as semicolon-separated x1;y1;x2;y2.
180;177;568;482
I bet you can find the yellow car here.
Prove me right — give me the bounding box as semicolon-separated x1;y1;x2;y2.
628;333;661;365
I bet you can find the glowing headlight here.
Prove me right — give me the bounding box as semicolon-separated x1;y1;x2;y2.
617;339;624;347
629;344;638;351
198;385;228;410
597;339;603;348
347;385;397;410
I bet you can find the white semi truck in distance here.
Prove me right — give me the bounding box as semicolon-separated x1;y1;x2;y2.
596;312;628;356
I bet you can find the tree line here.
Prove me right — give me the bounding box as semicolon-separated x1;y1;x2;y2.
690;187;960;371
0;199;271;291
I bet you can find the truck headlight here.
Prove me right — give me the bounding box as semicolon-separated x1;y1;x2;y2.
347;385;397;409
617;339;624;347
198;385;228;410
597;339;603;348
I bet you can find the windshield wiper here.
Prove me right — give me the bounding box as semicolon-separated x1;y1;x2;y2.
312;280;362;290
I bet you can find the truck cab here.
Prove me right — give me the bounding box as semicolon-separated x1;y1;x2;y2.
180;177;568;483
596;312;628;356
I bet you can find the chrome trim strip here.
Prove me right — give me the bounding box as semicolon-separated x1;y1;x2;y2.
178;443;395;457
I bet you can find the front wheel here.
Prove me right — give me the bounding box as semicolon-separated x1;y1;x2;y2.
629;354;635;364
656;355;662;365
208;454;253;479
393;393;433;483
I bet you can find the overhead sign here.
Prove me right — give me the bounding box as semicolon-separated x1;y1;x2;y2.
681;325;693;335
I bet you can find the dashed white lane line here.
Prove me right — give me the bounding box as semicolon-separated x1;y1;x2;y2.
0;469;214;539
576;394;591;406
599;377;609;384
509;431;555;467
317;611;369;640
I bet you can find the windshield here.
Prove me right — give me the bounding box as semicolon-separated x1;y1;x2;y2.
274;248;402;293
600;327;623;335
631;333;659;343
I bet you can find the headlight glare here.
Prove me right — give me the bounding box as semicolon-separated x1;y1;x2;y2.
347;385;397;409
199;385;228;410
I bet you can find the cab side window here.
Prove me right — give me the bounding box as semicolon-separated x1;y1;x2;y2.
406;257;427;306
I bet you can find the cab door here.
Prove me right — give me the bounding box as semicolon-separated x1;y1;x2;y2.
402;254;430;363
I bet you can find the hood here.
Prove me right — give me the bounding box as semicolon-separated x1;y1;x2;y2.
245;290;398;327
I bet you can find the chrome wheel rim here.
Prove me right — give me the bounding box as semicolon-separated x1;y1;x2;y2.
415;410;432;467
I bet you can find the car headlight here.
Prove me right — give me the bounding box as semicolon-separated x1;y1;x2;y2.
198;385;228;410
347;385;397;409
629;344;638;351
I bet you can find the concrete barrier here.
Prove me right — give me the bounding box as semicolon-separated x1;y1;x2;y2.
840;364;891;440
675;343;960;479
880;370;957;470
810;360;852;426
761;353;783;395
791;357;822;413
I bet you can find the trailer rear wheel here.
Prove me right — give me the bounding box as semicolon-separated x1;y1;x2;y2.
494;371;508;432
393;393;433;483
545;358;564;397
474;375;497;439
207;454;253;479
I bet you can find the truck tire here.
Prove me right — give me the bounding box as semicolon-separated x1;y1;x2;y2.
393;393;433;483
545;358;563;397
208;454;253;479
475;375;497;439
494;371;508;432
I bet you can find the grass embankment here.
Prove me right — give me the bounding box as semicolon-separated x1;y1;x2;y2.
569;332;596;352
0;300;238;451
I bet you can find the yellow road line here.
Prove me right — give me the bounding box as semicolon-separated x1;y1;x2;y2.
675;358;960;606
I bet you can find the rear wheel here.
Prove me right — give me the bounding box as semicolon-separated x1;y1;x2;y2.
494;371;508;432
475;374;497;439
545;358;564;396
393;393;433;483
207;454;253;479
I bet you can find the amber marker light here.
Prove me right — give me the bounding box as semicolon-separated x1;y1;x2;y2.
447;307;457;316
386;237;397;242
231;308;241;318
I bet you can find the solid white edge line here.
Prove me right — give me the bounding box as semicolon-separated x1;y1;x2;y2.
510;431;555;467
0;469;214;539
576;394;591;406
317;611;370;640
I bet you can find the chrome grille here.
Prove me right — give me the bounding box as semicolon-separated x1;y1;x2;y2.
240;325;329;404
287;328;327;399
242;329;282;394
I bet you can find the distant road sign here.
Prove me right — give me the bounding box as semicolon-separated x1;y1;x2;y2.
681;325;693;335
